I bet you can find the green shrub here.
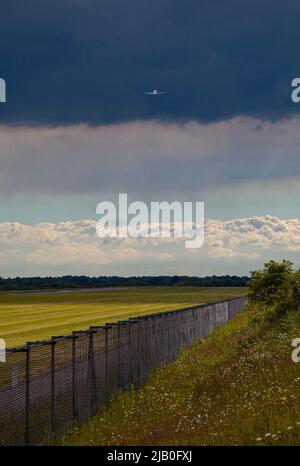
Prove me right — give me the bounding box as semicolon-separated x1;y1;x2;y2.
248;260;300;315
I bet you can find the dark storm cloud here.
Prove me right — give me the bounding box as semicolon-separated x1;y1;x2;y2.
0;0;299;125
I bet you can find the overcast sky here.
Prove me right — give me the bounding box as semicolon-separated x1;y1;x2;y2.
1;0;300;276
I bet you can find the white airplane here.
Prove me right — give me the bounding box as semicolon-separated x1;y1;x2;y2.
143;89;165;95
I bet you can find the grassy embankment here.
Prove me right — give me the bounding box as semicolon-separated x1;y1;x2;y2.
0;287;245;347
63;303;300;446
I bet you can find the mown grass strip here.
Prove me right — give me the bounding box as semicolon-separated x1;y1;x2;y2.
0;287;246;347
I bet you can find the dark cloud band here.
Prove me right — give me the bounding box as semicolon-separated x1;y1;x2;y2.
0;0;299;125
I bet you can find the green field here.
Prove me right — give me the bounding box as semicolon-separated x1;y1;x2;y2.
0;287;246;347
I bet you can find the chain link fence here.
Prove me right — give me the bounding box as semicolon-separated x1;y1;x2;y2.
0;297;245;445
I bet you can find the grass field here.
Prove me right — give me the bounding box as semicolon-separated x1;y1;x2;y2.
0;287;246;347
63;303;300;446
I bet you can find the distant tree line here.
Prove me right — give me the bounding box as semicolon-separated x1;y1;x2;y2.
0;275;249;291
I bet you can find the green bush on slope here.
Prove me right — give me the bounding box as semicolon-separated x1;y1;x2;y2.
248;260;300;315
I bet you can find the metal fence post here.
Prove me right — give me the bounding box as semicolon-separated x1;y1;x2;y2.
128;319;138;386
137;319;140;382
72;332;78;421
103;324;113;399
144;317;149;374
104;326;109;399
128;322;132;386
25;343;30;446
117;324;120;389
88;330;97;414
50;338;56;433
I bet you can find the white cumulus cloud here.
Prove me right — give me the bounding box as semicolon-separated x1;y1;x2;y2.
0;215;300;277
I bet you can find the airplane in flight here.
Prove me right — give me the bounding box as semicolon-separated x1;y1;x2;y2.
143;89;165;95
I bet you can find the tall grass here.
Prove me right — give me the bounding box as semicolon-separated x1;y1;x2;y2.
63;304;300;445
